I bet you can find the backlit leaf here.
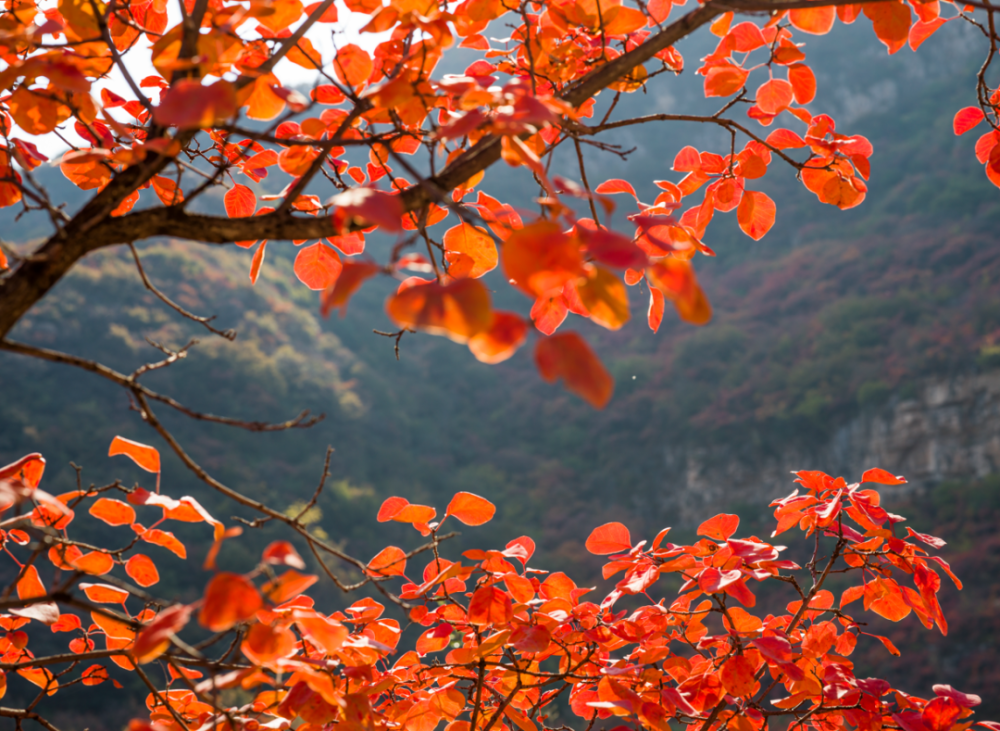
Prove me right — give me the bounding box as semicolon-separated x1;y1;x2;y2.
468;585;513;626
108;436;160;473
954;107;985;136
445;492;496;526
697;513;740;541
125;554;159;587
80;583;129;604
386;277;493;343
89;498;135;527
199;573;262;631
585;522;632;555
368;546;407;577
789;5;835;34
225;184;256;217
736;190;776;240
294;242;343;290
468;311;528;364
534;332;614;409
443;223;497;279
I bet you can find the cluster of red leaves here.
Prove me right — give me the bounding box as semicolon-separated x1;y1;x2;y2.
3;441;998;731
0;0;981;408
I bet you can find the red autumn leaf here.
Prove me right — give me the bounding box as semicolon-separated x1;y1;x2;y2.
262;540;306;569
697;513;740;541
125;554;160;587
294;242;343;290
377;496;410;522
321;260;381;318
199;573;263;631
720;655;757;696
108;436;160;473
133;604;192;664
703;65;749;97
909;17;947;50
368;546;407;577
139;528;187;559
391;504;437;525
954;107;985;136
334;44;374;88
646;259;712;326
468;585;513;626
752;635;794;663
511;624;551;653
501;220;584;298
585;522;632;555
89;498;136;527
594;179;637;198
328;187;403;232
386;277;493;343
17;564;46;600
261;569;318;604
864;1;912;55
250;241;267;285
0;452;46;488
445;492;496;526
152;79;237;129
736;190;776;241
788;64;817;104
765;128;807;149
225;184;256;217
535;332;614;409
789;5;835;34
861;468;907;485
756;79;794;115
80;583;129;604
468;311;528;364
443;222;498;279
81;664;109;686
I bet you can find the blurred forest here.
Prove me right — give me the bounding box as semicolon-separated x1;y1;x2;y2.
2;15;999;727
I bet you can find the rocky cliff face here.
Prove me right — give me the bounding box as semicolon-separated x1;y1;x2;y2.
661;371;1000;520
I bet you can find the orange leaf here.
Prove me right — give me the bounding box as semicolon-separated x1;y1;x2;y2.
225;184;256;217
133;604;192;664
108;436;160;473
125;554;160;587
261;569;318;604
648;286;665;333
788;64;816;105
242;621;296;666
71;551;114;575
861;468;906;485
736;190;776;241
295;612;348;654
863;1;912;55
501;220;584;298
535;332;613;409
377;496;410;522
468;311;528;364
445;492;496;526
720;655;757;696
81;665;108;686
0;452;46;487
953;107;985;136
443;223;498;279
576;266;631;331
80;583;129;604
139;528;186;559
17;565;46;600
909;16;947;50
153;79;237;129
756;79;794;115
703;65;749;97
594;179;637;198
329;186;403;232
468;585;513;627
386;277;493;343
788;5;835;34
697;513;740;541
585;522;632;555
250;240;267;285
294;242;343;290
391;504;437;524
368;546;407;577
321;260;381;318
89;498;136;527
645;259;712;326
262;540;306;569
334;44;373;88
199;573;263;631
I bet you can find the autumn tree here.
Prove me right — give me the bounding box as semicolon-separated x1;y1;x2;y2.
2;0;1000;727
